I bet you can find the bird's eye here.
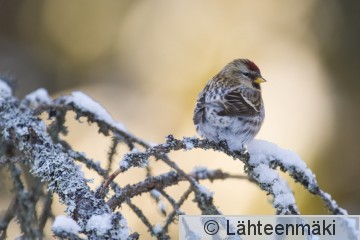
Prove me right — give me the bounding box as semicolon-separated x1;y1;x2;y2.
242;72;251;77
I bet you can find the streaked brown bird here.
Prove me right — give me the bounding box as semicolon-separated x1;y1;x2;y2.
193;59;266;151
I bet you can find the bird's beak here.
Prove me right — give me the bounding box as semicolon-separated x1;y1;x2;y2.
254;77;266;84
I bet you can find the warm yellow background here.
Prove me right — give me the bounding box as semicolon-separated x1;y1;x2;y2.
0;1;359;239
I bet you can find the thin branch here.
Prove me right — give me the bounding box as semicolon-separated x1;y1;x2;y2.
107;137;119;174
96;168;123;199
107;168;245;210
9;164;42;239
0;198;17;240
163;187;193;232
125;200;155;235
39;191;53;231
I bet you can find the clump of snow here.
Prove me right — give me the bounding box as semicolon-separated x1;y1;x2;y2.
158;201;166;214
148;142;158;147
322;192;347;214
119;148;148;170
196;184;213;198
247;140;305;212
150;190;166;215
117;218;130;239
153;223;163;234
24;88;51;106
248;139;317;191
273;190;296;208
86;213;112;237
150;189;161;199
183;137;196;150
0;80;12;97
248;140;303;166
252;163;296;210
52;215;81;234
115;187;122;198
252;164;278;183
191;166;215;179
119;158;129;170
66;91;127;132
323;192;336;207
340;217;359;239
272;180;295;204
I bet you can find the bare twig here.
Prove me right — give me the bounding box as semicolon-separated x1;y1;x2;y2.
107;137;119;174
107;168;246;210
163;187;193;232
0;198;17;240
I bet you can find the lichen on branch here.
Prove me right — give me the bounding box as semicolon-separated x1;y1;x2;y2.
0;80;354;239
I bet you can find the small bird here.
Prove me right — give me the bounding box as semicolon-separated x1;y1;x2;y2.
193;59;266;152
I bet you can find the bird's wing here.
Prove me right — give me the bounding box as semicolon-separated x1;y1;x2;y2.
193;90;207;125
218;87;262;116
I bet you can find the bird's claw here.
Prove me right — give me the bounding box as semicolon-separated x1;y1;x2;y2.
218;140;229;149
234;146;249;158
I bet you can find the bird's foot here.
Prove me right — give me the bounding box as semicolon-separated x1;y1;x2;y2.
234;146;249;158
218;140;229;149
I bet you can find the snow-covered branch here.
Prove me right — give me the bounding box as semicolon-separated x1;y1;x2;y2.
0;81;132;239
0;80;352;239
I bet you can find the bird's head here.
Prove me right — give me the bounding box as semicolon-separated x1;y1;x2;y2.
222;59;266;90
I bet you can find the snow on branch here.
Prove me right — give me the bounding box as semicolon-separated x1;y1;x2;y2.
64;91;127;133
0;80;353;239
0;82;132;239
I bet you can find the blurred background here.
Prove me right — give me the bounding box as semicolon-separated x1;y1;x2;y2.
1;0;359;238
